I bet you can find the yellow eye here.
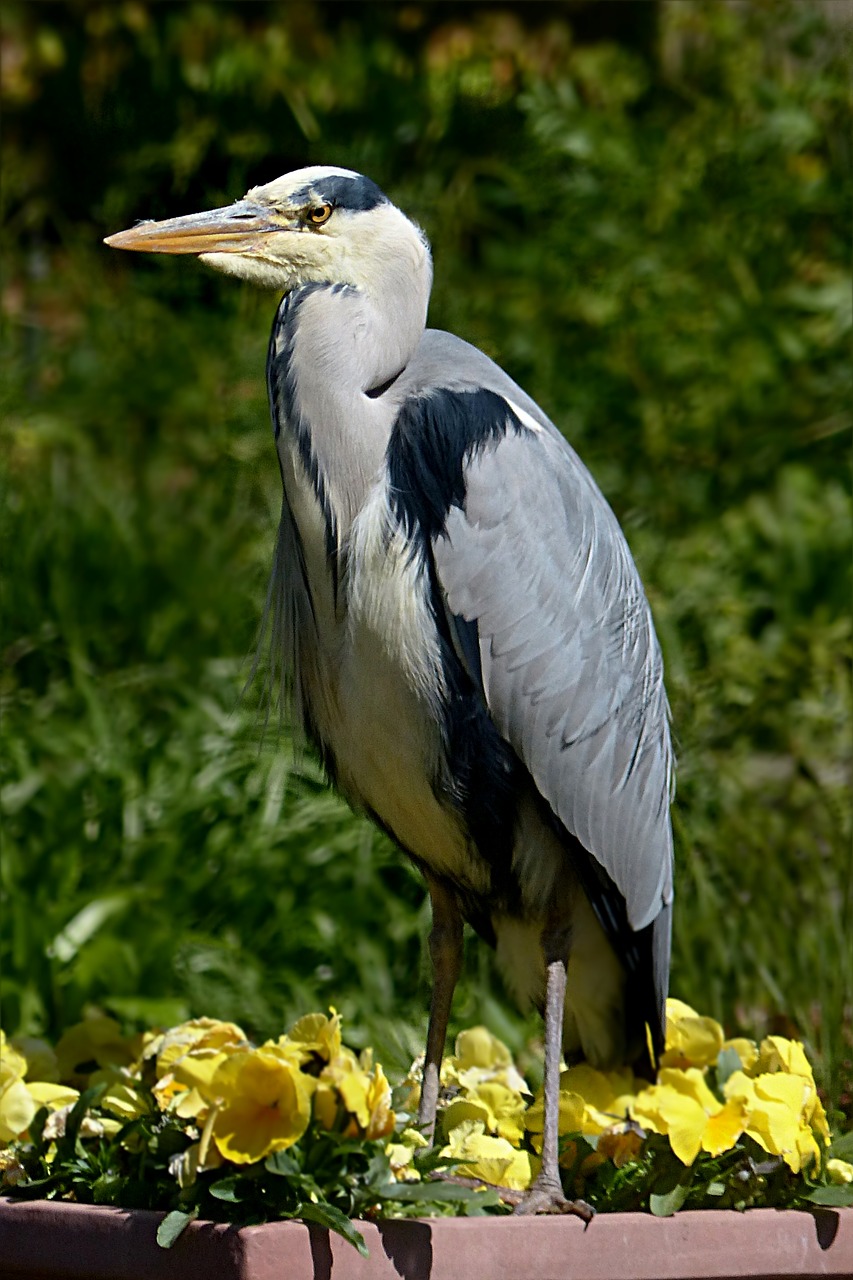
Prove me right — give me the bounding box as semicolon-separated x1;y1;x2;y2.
307;203;333;226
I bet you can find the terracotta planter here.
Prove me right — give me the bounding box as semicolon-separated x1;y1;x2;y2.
2;1198;851;1280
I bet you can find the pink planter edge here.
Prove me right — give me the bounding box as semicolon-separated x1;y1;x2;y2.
2;1197;852;1280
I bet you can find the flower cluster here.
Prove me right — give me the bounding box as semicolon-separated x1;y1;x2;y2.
1;1000;850;1228
397;999;847;1207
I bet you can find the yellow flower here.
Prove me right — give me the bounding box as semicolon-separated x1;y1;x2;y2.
525;1086;585;1153
210;1044;311;1165
148;1017;248;1079
756;1036;813;1080
312;1044;362;1131
149;1018;249;1117
442;1119;534;1191
443;1081;527;1146
443;1027;530;1096
89;1069;150;1121
661;999;724;1070
827;1159;853;1185
55;1016;141;1083
632;1068;747;1165
723;1069;824;1172
597;1125;645;1168
525;1063;639;1151
282;1011;342;1066
11;1037;59;1084
386;1126;428;1181
335;1060;396;1140
1;1033;31;1141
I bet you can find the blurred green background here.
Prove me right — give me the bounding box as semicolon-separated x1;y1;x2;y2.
2;1;850;1121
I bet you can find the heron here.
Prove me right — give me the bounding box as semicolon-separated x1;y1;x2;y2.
105;165;674;1217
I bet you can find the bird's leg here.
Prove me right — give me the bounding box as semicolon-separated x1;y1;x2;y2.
417;876;463;1144
514;923;594;1221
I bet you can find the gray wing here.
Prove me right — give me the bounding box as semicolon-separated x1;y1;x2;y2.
432;401;674;936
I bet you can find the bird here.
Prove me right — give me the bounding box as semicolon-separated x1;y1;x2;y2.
105;165;674;1216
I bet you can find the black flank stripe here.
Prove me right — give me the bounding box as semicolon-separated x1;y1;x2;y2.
267;285;340;599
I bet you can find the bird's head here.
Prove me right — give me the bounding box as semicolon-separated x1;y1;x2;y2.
104;166;432;297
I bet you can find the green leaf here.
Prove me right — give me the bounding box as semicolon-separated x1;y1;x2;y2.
649;1158;693;1217
715;1047;743;1087
56;1083;107;1161
265;1149;301;1176
650;1182;691;1217
208;1177;241;1202
828;1131;853;1160
706;1181;726;1197
806;1185;853;1207
157;1208;198;1249
296;1203;368;1257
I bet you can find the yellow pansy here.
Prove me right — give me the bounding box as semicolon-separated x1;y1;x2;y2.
0;1036;74;1142
337;1062;396;1140
386;1127;428;1181
442;1119;534;1191
11;1036;59;1084
723;1069;823;1172
282;1011;342;1067
443;1080;527;1146
560;1063;639;1133
442;1027;530;1095
661;999;724;1070
1;1081;35;1143
210;1044;311;1165
525;1063;639;1152
1;1033;30;1140
631;1068;747;1165
756;1036;813;1080
525;1086;585;1153
89;1069;150;1121
150;1018;249;1116
827;1159;853;1185
55;1016;141;1083
597;1124;645;1168
312;1044;363;1131
147;1017;248;1079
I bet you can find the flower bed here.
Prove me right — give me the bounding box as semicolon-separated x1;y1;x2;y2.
1;1000;851;1262
3;1198;853;1280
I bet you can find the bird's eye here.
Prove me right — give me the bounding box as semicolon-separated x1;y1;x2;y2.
307;203;333;226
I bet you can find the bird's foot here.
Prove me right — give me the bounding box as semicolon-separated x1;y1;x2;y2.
512;1178;594;1221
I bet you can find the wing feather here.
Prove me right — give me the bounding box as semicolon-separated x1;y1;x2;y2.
433;409;674;936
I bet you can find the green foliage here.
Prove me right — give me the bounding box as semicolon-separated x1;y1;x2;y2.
10;1087;506;1254
2;0;850;1124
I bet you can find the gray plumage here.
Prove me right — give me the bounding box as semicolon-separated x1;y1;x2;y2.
105;166;675;1214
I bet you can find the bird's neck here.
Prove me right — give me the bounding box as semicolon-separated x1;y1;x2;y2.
273;253;431;537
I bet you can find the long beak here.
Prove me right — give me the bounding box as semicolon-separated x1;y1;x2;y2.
103;199;279;255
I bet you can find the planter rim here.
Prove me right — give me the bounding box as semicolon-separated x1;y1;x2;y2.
2;1197;852;1280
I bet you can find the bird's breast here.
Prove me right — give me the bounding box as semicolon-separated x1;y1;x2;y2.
277;446;491;896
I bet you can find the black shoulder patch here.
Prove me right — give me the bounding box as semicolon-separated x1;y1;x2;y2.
386;387;526;549
290;173;386;214
383;388;531;916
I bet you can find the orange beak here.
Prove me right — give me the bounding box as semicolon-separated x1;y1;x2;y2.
104;199;280;255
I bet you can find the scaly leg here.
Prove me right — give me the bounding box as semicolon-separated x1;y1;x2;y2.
417;875;463;1143
514;924;593;1220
